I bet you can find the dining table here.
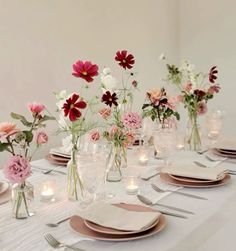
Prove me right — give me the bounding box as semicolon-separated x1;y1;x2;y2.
1;148;236;251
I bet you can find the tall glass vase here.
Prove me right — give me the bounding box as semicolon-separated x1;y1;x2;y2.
185;112;201;151
12;181;34;219
106;144;126;182
67;139;85;201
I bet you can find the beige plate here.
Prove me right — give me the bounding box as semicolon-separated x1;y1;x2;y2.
69;204;166;242
50;154;70;161
169;173;225;184
212;149;236;158
160;173;231;188
45;154;68;166
0;181;9;194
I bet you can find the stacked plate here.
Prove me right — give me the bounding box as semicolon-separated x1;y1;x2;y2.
211;139;236;158
160;172;230;188
0;181;11;205
69;203;166;241
45;148;71;166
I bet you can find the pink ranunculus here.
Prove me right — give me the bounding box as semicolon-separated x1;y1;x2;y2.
122;112;142;130
35;131;48;145
0;122;20;140
197;101;208;115
99;108;111;120
3;155;31;183
184;82;192;92
28;102;45;114
123;131;136;147
90;130;100;142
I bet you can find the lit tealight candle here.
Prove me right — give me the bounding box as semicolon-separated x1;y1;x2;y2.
40;181;55;202
138;147;149;166
125;176;139;195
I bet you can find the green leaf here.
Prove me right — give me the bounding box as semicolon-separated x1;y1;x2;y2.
10;112;32;127
39;115;55;123
22;131;34;143
0;142;10;152
142;104;150;110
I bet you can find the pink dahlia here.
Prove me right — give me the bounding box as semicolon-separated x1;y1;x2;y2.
72;60;99;83
0;122;19;140
122;112;142;130
3;156;31;183
28;102;45;115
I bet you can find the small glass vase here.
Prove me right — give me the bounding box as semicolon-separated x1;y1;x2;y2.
12;181;34;219
106;144;126;182
185;113;201;151
67;148;85;201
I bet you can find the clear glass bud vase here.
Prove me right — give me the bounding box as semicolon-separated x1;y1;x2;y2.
12;181;34;219
185;113;201;151
106;144;126;182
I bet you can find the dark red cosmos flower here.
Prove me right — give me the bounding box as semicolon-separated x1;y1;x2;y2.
209;66;218;83
62;94;87;121
101;91;118;107
72;60;99;83
194;89;206;100
115;50;135;69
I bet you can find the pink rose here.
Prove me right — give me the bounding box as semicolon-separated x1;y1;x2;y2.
99;108;111;119
147;89;162;105
3;156;31;183
0;122;19;140
89;130;100;142
197;101;207;115
28;102;45;114
122;112;142;130
123;131;135;147
35;131;48;145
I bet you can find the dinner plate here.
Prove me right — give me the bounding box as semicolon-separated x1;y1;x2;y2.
169;173;226;184
84;216;159;235
216;148;236;155
45;154;68;166
0;181;9;194
160;173;231;188
212;149;236;158
69;204;166;241
50;154;70;161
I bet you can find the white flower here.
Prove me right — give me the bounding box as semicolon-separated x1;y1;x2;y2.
180;60;195;73
159;53;166;61
101;67;117;92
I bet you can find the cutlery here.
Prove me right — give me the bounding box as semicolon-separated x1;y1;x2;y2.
141;171;160;181
205;154;227;162
151;183;207;200
137;194;194;215
46;216;71;227
197;149;208;154
193;161;236;174
32;166;66;175
44;233;84;251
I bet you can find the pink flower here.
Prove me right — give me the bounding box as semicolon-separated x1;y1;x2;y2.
0;122;19;140
72;60;99;83
197;101;208;115
3;156;31;183
166;97;178;110
122;112;142;130
89;130;100;142
35;131;48;145
147;89;162;105
109;125;121;139
28;102;45;115
99;108;111;119
208;85;220;95
177;95;184;102
184;82;192;92
123;131;135;147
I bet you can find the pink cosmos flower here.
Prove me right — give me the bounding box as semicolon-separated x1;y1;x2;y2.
89;130;100;142
28;102;45;115
184;82;192;92
99;108;112;119
208;85;221;95
72;60;99;83
3;155;31;183
0;122;19;140
122;112;142;130
35;131;48;145
197;101;208;115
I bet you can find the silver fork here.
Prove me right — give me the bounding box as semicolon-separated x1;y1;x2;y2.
44;233;84;251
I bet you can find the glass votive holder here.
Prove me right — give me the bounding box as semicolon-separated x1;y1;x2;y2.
137;147;149;166
176;133;185;150
206;110;223;140
40;180;56;202
125;176;139;195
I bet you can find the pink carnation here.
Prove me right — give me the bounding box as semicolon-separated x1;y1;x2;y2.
3;156;31;183
35;131;48;145
122;112;142;130
197;101;208;115
0;122;19;140
28;102;45;114
89;130;100;142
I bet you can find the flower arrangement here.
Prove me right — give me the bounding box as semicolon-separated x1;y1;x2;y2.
164;58;220;150
142;87;180;128
0;103;54;218
55;60;100;201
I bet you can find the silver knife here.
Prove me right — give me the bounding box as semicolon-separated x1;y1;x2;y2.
157;209;188;219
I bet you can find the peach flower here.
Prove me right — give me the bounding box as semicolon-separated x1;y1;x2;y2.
90;130;100;142
147;89;162;104
123;131;135;147
35;131;48;145
0;122;19;140
99;108;111;119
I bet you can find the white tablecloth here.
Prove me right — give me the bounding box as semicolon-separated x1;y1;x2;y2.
1;150;236;251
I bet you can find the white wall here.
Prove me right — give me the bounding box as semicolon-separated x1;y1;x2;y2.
179;0;236;137
0;0;179;165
